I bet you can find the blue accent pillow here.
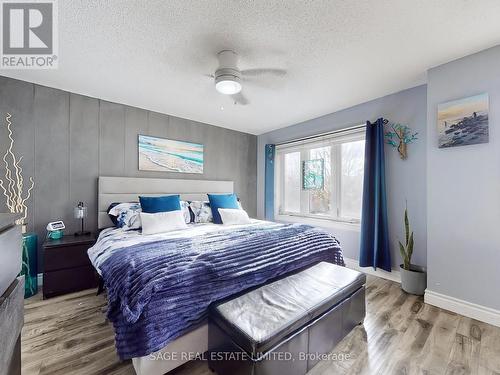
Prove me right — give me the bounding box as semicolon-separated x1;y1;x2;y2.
207;193;239;224
139;195;181;213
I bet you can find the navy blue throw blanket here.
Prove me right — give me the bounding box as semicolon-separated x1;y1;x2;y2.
98;222;344;359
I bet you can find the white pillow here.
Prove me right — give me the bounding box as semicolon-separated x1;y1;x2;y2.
140;210;188;235
218;208;251;225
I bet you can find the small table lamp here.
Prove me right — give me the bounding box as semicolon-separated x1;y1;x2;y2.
74;201;90;236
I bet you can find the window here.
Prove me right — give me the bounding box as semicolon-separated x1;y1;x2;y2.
275;129;365;224
283;152;301;213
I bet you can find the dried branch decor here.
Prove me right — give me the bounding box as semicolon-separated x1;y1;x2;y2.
0;113;34;227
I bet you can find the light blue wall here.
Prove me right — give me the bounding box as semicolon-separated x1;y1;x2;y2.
257;85;427;268
426;45;500;310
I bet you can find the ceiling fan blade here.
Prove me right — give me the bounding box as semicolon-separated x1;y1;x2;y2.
240;68;287;77
231;92;249;105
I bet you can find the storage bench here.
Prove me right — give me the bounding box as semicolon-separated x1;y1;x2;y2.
208;262;366;375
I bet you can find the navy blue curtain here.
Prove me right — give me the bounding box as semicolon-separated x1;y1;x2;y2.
359;118;391;271
264;144;275;221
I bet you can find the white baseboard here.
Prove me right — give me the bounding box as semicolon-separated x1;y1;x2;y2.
425;289;500;328
343;257;401;283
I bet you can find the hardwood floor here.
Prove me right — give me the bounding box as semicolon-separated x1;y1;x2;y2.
22;275;500;375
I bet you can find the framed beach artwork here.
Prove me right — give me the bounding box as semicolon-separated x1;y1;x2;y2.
437;93;489;148
138;135;204;174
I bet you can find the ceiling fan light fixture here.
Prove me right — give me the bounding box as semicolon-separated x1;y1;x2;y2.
215;75;242;95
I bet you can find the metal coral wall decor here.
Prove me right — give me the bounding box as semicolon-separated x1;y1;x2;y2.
0;113;34;231
385;123;418;159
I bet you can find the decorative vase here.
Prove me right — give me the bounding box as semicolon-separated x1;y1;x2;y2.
400;264;426;296
21;232;38;298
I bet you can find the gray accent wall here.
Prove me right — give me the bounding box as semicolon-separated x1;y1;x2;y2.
426;45;500;310
0;76;257;271
257;85;428;269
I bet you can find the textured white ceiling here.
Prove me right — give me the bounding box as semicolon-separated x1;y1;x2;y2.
2;0;500;134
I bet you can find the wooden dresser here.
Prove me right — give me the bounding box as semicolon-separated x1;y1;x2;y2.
43;233;98;298
0;213;23;375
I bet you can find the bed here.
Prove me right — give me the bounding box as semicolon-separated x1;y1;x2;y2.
90;176;344;375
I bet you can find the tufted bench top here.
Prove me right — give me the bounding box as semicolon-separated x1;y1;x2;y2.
209;262;366;356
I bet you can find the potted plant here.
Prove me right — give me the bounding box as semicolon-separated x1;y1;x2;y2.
399;205;426;295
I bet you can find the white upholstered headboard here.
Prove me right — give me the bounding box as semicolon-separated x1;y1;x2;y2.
98;176;234;229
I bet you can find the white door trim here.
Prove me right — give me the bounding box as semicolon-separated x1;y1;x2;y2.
425;289;500;328
343;257;401;283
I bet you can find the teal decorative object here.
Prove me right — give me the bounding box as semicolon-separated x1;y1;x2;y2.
21;233;38;298
48;229;63;240
302;159;324;190
385;123;418;159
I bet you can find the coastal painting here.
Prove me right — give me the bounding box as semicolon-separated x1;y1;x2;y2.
437;93;489;148
138;135;204;173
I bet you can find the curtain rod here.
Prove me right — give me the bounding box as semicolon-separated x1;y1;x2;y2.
275;118;388;147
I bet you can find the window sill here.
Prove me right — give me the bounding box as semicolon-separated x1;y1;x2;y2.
275;214;361;232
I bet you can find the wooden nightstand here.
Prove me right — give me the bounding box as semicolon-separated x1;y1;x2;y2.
43;233;98;299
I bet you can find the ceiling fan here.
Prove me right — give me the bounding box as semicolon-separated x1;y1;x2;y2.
206;50;286;105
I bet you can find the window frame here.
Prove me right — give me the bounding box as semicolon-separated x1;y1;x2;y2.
274;128;365;225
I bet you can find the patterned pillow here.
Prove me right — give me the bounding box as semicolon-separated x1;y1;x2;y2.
109;201;192;229
180;200;193;224
188;200;243;224
107;202;122;226
189;201;213;223
108;202;142;230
